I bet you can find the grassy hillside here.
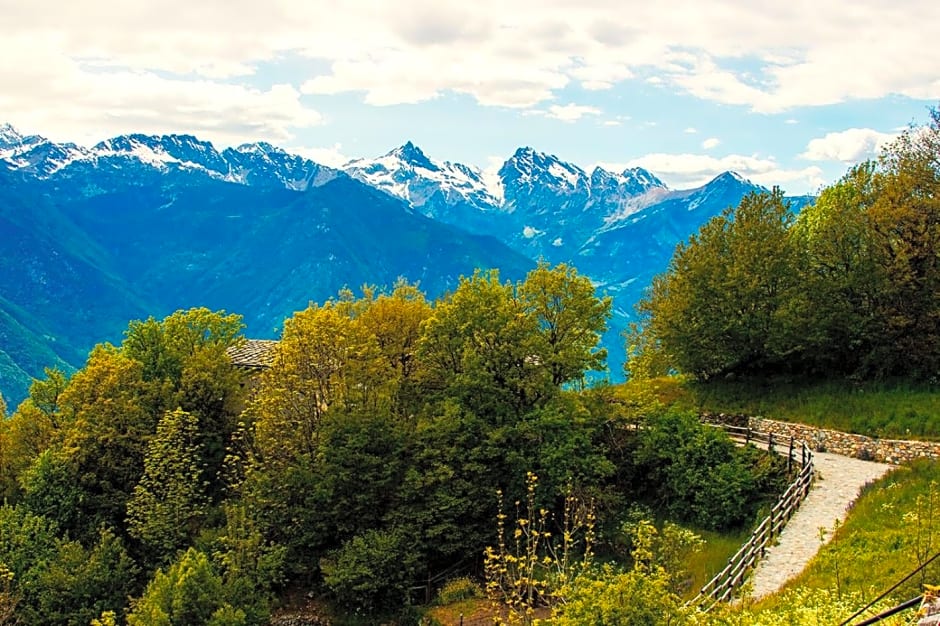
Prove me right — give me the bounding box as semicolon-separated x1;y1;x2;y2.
615;377;940;440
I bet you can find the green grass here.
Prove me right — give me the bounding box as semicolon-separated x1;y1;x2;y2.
616;377;940;440
684;528;751;599
760;459;940;610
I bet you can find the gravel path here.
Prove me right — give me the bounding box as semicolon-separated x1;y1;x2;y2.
748;451;895;600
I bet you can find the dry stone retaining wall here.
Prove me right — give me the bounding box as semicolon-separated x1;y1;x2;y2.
702;413;940;465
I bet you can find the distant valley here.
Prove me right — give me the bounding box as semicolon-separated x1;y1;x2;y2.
0;123;812;405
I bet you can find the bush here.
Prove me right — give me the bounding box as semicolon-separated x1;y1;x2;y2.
436;577;482;605
320;528;419;614
632;411;771;530
127;548;243;626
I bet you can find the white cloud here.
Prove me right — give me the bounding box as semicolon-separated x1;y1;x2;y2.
291;143;349;167
598;152;824;191
0;29;321;147
800;127;897;162
545;104;602;122
702;137;720;149
0;0;936;135
684;127;698;134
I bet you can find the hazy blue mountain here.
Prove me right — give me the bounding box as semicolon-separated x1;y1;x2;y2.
0;125;815;405
0;128;532;406
343;145;813;378
342;141;509;235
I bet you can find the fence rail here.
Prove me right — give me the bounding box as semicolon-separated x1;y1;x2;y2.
690;423;815;611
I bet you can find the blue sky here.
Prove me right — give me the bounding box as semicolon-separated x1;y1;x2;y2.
2;0;938;194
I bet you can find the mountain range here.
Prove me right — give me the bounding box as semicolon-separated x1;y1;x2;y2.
0;122;812;405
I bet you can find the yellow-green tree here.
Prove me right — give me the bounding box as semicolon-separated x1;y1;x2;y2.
635;189;799;379
418;270;549;420
0;369;70;502
518;262;611;386
249;302;393;464
356;281;432;417
127;409;209;567
791;162;884;375
866;112;940;377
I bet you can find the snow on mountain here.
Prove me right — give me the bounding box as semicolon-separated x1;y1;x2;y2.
498;147;590;195
223;142;340;190
0;128;341;191
342;142;505;227
92;133;230;176
0;124;73;170
0;121;812;386
0;123;24;149
6;141;90;177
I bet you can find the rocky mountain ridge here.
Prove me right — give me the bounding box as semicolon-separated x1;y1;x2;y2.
0;124;813;405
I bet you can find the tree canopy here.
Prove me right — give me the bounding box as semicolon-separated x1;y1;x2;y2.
629;107;940;383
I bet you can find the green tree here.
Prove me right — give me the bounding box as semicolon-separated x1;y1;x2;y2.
212;503;285;625
19;449;83;535
57;345;152;537
249;303;392;464
127;548;244;626
418;270;549;420
127;409;209;566
123;308;245;485
633;411;760;530
866;112;940;378
0;370;71;502
25;528;139;626
122;308;243;386
791;162;884;375
320;528;419;614
635;189;799;379
518;262;612;386
357;280;432;417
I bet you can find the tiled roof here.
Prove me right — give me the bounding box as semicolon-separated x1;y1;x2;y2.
227;339;278;369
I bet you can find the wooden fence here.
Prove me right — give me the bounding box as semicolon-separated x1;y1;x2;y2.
690;424;815;611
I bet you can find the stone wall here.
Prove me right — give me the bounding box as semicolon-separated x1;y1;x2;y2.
703;413;940;465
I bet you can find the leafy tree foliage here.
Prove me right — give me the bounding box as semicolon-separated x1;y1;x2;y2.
127;408;209;567
321;528;420;613
518;262;612;386
634;189;798;379
25;528;138;626
633;411;764;530
630;106;940;383
127;548;245;626
0;266;786;621
0;506;137;626
0;369;69;502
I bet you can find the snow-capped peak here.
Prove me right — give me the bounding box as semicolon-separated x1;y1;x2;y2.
91;133;231;176
499;147;588;190
621;167;667;192
717;170;747;183
342;143;503;217
387;141;437;171
234;141;285;156
0;123;24;147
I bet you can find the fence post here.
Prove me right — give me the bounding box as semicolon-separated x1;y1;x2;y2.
788;436;794;473
768;433;775;454
746;427;751;444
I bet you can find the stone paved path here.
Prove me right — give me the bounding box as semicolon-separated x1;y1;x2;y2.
748;451;895;600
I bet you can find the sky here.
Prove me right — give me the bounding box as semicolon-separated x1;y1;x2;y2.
2;0;938;194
